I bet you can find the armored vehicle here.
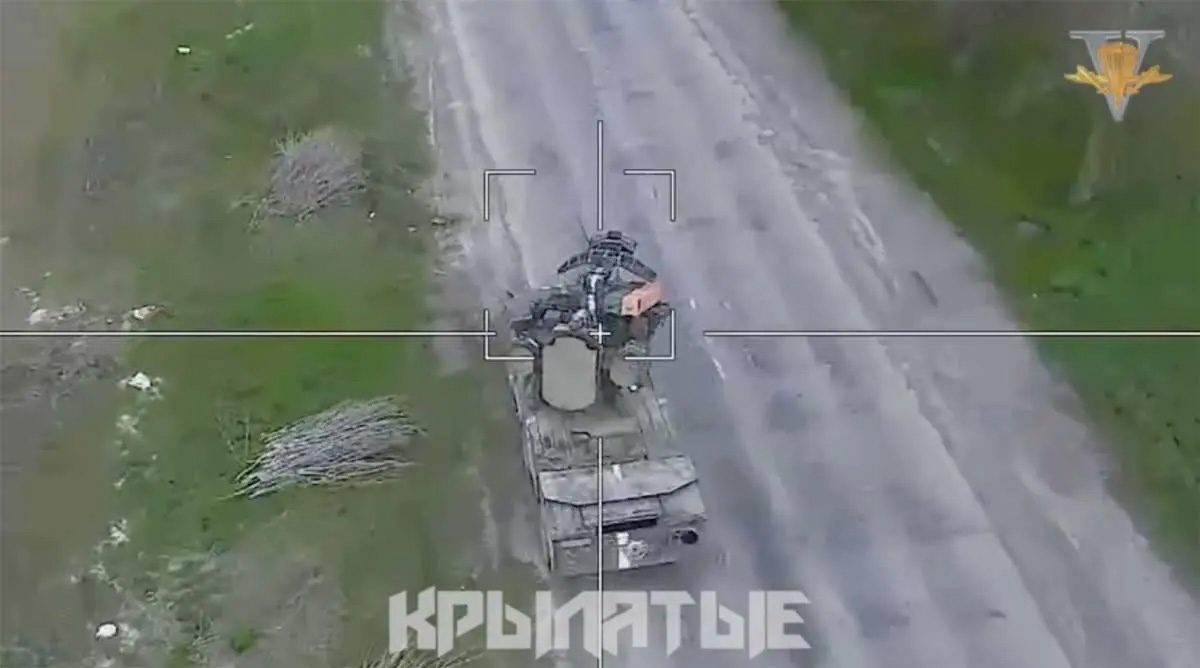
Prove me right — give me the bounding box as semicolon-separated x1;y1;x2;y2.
504;231;706;576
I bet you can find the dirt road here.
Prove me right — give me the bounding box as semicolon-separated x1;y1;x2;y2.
398;1;1200;667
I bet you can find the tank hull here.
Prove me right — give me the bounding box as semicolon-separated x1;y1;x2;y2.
506;356;706;577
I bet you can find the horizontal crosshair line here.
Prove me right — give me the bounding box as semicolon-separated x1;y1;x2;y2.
0;330;497;339
703;329;1200;338
11;328;1194;339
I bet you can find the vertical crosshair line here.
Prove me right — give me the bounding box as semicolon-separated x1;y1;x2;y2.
596;434;605;668
596;120;605;231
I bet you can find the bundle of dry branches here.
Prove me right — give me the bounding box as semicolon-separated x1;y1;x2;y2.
356;647;481;668
234;396;422;498
257;127;367;221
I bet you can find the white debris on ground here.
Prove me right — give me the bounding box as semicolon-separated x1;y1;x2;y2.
119;304;164;331
121;373;152;391
27;302;86;326
15;284;162;333
17;285;84;326
116;413;139;435
127;304;160;322
78;547;221;663
114;403;153;489
224;21;255;41
100;520;131;550
70;389;197;664
234;395;423;498
119;372;162;398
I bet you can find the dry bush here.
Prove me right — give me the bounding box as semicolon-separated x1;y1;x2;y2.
257;126;367;221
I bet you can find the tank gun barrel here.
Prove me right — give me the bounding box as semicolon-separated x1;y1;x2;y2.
556;230;658;282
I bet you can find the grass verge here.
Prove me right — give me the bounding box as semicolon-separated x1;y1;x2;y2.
779;1;1200;579
4;1;533;666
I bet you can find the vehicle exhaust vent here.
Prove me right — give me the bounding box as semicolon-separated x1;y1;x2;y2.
602;517;658;534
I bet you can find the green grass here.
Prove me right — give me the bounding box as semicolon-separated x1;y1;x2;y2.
780;1;1200;578
228;627;261;654
20;1;533;665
